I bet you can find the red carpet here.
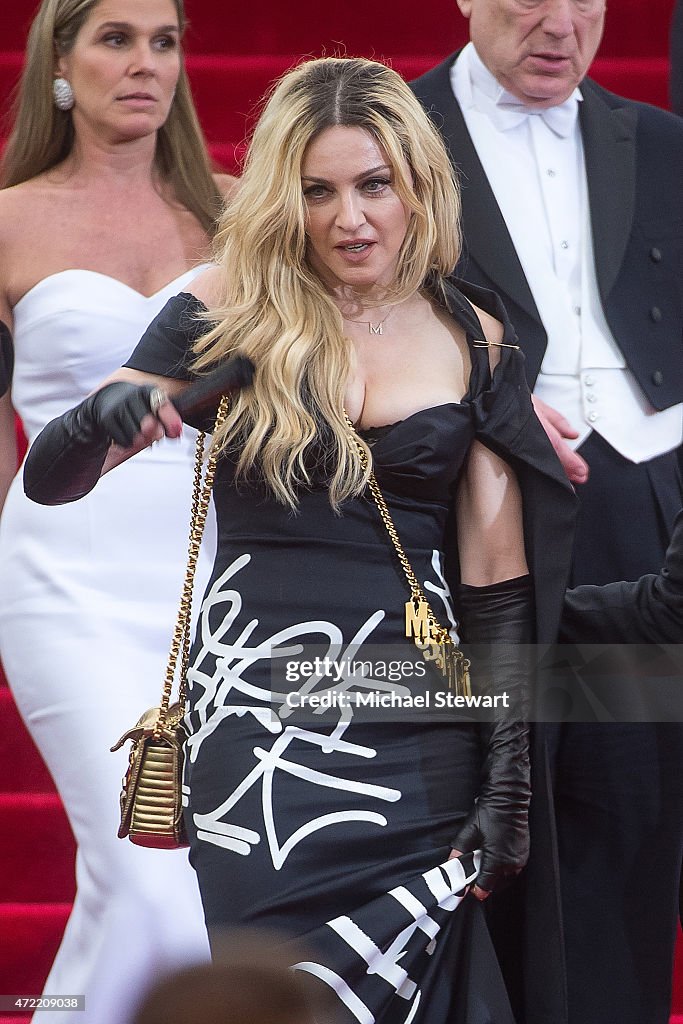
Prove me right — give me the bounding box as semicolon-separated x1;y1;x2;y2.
2;664;682;1016
0;0;681;1015
0;0;676;171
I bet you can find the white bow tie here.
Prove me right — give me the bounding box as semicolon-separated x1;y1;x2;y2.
491;94;579;138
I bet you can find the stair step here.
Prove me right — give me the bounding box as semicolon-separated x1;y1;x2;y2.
0;903;71;994
0;54;672;178
183;0;465;57
0;1;678;1015
194;54;674;135
0;794;75;903
0;0;674;56
675;930;683;1015
0;689;55;794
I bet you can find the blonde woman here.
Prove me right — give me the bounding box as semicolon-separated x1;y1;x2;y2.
0;0;235;1019
25;57;576;1023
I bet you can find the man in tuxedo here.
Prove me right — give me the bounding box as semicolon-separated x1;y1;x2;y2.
412;4;683;1023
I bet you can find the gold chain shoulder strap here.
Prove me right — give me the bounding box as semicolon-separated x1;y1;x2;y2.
344;413;471;697
154;394;231;739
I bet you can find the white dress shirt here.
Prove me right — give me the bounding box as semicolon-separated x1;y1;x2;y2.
451;42;682;462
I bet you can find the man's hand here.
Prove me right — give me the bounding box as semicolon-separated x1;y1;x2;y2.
531;395;589;485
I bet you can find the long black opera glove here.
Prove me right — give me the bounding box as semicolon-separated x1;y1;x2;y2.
23;382;158;505
0;321;13;397
451;575;534;893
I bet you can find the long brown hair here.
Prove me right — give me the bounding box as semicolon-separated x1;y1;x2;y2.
0;0;222;233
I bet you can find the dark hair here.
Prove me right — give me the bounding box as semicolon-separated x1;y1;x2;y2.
132;932;327;1024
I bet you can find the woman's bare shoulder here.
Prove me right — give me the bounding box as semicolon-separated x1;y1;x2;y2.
212;172;240;200
0;176;58;233
187;264;223;307
0;175;72;316
0;171;58;200
0;183;44;314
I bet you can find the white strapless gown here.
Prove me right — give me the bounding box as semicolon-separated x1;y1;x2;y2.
0;269;214;1023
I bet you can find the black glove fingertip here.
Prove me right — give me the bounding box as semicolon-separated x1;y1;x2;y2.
450;819;478;854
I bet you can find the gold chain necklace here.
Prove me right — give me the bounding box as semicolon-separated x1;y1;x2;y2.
342;307;393;336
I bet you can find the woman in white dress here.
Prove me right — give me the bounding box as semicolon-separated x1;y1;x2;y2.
0;0;235;1019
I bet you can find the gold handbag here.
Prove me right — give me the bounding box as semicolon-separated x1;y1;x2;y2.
111;395;229;849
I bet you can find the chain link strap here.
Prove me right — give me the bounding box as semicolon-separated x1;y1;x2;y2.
345;413;471;696
154;398;472;732
154;394;231;738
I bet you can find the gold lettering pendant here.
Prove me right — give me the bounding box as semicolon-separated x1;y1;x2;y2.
405;599;471;697
405;597;430;642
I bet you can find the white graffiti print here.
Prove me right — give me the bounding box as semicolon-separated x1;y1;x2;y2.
424;548;462;644
184;551;456;870
185;554;399;868
295;853;481;1024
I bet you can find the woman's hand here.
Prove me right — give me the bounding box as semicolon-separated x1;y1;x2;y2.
448;763;530;900
89;382;181;448
531;394;589;485
23;380;182;505
448;848;491;903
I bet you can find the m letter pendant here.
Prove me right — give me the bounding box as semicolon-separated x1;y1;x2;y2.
369;322;383;335
405;598;430;643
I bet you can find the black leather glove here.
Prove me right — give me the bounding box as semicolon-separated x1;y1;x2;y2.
451;575;534;893
0;320;13;397
23;382;158;505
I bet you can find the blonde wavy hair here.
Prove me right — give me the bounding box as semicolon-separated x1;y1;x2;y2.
195;56;462;508
0;0;222;233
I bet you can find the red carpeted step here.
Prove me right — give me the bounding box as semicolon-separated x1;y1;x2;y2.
181;0;673;59
0;0;464;58
674;930;683;1015
0;687;55;794
0;2;681;1018
185;54;445;151
593;0;674;58
0;903;71;994
0;51;23;105
590;55;671;107
183;0;464;58
0;0;676;57
0;794;75;903
0;679;72;999
187;53;672;150
0;52;674;169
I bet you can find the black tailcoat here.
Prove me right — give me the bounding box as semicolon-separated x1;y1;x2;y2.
412;55;683;1024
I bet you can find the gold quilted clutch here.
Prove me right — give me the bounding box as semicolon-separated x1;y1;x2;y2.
111;395;229;849
111;703;188;848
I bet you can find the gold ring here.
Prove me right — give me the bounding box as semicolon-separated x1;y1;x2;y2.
149;387;166;416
